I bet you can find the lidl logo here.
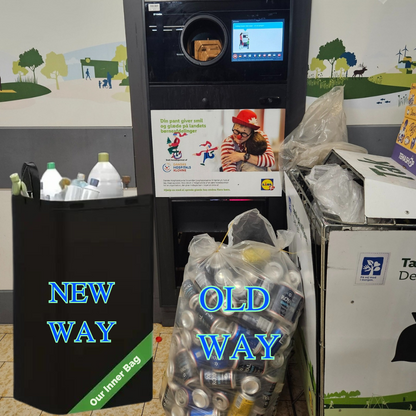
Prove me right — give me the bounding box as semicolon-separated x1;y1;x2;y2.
261;179;275;190
162;163;171;173
356;253;389;285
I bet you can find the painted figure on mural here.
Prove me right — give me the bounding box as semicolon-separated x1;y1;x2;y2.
106;72;112;89
220;109;275;172
85;68;91;80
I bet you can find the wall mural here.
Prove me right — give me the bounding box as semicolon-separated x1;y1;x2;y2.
307;0;415;125
0;0;131;127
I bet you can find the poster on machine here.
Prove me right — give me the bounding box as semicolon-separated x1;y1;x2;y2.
325;230;416;414
150;109;285;197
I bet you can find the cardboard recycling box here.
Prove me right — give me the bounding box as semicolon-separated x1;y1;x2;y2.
285;150;416;416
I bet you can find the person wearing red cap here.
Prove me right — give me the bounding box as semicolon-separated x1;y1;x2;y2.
220;109;275;172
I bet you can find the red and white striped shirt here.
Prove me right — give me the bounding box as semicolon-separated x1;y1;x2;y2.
220;130;275;172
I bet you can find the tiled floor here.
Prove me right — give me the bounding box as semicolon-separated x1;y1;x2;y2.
0;324;309;416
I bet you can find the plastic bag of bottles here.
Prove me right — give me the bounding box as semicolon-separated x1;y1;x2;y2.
306;164;365;223
160;209;304;416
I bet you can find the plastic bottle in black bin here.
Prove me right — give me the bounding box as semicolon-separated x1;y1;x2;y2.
40;162;62;200
80;178;100;200
87;152;123;199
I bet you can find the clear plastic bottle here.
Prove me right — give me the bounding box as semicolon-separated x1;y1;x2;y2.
72;173;87;188
87;153;123;199
65;173;88;201
81;178;100;200
40;162;62;200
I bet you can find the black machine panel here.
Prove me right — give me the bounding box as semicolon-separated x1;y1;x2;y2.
145;0;290;84
137;0;311;321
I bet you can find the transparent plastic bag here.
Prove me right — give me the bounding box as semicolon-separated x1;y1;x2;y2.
295;141;367;168
160;210;304;416
306;164;365;223
279;86;351;171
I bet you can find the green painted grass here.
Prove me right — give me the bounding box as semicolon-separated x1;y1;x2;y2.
369;73;416;88
325;409;413;415
307;78;409;99
324;390;416;413
0;82;51;102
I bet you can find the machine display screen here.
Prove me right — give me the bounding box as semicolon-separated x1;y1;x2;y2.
231;20;284;62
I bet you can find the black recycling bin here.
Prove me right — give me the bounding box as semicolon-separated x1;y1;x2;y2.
12;164;153;414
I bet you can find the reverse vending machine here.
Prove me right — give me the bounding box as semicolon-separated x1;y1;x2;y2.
125;0;312;324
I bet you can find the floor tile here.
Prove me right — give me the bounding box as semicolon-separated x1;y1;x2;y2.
279;378;291;401
0;362;13;397
154;333;172;363
153;332;161;362
294;395;310;416
287;362;304;400
142;399;164;416
0;334;13;362
91;402;144;415
273;399;294;416
41;411;92;416
0;397;42;415
153;324;163;334
153;363;166;399
159;326;173;334
0;325;13;334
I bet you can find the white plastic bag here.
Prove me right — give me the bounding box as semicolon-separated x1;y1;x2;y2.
295;141;367;168
279;86;350;171
306;165;365;223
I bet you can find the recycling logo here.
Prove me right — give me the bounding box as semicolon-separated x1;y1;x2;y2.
392;313;416;362
355;253;389;285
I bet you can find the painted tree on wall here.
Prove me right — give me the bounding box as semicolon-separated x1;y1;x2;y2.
317;38;346;78
325;390;361;399
341;51;357;77
310;57;326;78
120;58;129;86
112;44;127;78
12;61;28;82
18;48;44;84
335;57;349;77
40;52;68;90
